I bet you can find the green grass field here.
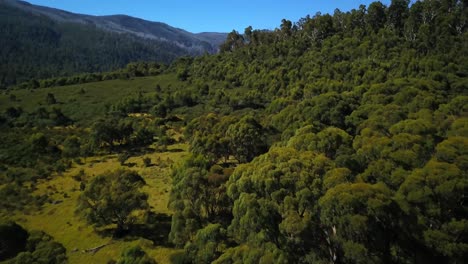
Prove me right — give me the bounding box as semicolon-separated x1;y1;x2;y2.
10;143;188;264
0;74;183;126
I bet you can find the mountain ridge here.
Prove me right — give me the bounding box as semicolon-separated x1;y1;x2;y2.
0;0;228;87
1;0;227;53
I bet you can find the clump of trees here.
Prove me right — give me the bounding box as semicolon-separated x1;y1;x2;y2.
116;246;156;264
167;0;468;263
76;169;149;235
0;221;67;263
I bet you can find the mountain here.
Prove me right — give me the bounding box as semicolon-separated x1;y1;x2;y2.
0;0;227;87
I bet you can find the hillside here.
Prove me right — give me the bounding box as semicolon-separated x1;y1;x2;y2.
0;0;227;88
0;0;467;264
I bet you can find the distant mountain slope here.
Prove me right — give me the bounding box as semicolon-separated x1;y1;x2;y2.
0;0;227;87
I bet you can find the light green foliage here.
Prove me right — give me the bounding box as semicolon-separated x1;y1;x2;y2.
226;115;267;163
213;243;287;264
226;147;334;262
319;183;399;263
184;224;227;264
435;137;468;170
287;126;353;159
185;113;235;163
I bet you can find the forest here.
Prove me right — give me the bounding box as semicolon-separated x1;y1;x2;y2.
0;2;201;89
0;0;467;263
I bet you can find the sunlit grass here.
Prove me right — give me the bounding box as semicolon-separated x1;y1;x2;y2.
0;74;182;126
11;143;188;264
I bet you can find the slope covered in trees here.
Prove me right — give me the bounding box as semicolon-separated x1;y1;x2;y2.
0;0;225;88
167;0;468;263
0;0;467;263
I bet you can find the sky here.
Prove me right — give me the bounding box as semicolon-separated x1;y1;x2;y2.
26;0;391;33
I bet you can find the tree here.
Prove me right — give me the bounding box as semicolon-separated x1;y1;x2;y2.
76;169;149;235
319;183;401;263
397;160;468;262
213;243;288;264
0;221;28;261
132;127;154;147
62;136;81;158
4;230;67;264
90;118;134;150
387;0;410;32
117;246;156;264
244;26;253;43
220;30;244;52
45;93;57;105
280;19;293;36
29;133;49;154
226;147;334;262
367;1;387;32
226;115;267;163
118;152;130;165
184;224;227;264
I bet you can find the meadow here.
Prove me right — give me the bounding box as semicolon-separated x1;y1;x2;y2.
0;74;183;126
10;143;188;264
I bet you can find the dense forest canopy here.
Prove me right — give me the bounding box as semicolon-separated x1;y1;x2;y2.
168;0;468;263
0;0;467;263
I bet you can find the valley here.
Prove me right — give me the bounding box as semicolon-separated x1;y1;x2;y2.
0;0;467;263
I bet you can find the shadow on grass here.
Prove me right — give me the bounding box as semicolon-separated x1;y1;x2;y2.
170;251;187;264
128;212;172;247
96;212;172;247
167;148;184;153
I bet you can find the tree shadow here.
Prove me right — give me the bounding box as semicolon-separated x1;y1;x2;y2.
94;212;172;247
167;148;184;153
126;212;173;247
123;162;137;167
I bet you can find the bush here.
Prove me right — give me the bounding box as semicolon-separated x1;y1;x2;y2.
143;157;152;167
118;153;131;165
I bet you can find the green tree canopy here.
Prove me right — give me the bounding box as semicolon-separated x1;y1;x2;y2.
76;169;149;234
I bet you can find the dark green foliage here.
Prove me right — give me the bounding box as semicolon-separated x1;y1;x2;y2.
0;224;67;264
5;231;67;264
61;136;81;158
90;118;134;150
76;169;149;234
186;114;268;164
117;246;156;264
0;3;188;88
143;157;152;167
0;0;467;263
0;183;46;213
118;153;131;165
169;155;232;248
167;1;468;263
45;93;57;105
183;224;227;264
0;221;28;261
16;62;166;90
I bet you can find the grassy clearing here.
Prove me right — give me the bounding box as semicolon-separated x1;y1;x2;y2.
11;143;188;264
0;74;183;126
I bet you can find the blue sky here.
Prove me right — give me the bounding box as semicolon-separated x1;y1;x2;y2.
26;0;391;33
